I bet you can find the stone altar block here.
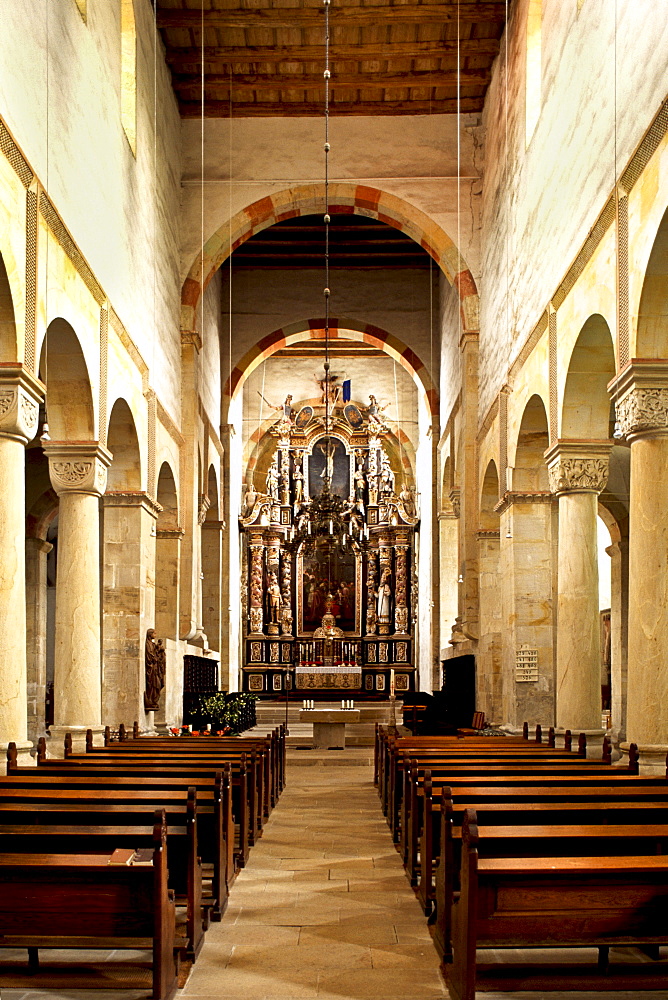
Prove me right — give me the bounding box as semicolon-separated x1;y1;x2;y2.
299;708;360;749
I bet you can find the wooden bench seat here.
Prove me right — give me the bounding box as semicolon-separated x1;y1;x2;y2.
414;773;668;906
0;781;231;921
0;811;179;1000
444;810;668;1000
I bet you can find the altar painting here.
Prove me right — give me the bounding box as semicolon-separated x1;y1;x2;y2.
307;436;350;498
299;545;360;635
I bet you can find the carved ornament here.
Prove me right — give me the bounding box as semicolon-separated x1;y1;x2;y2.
0;367;43;444
547;457;609;495
545;440;611;496
43;442;112;497
616;387;668;439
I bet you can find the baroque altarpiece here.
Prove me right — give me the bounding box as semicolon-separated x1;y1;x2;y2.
239;392;419;695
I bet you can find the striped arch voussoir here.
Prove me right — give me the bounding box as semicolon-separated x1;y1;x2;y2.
181;184;479;338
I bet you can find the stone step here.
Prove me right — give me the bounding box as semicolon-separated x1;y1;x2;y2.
251;699;401;748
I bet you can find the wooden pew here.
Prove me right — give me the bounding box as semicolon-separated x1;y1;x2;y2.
0;810;179;1000
444;810;668;999
415;763;668;905
0;777;231;921
61;736;261;847
24;739;244;874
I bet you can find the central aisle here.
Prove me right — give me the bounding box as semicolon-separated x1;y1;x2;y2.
179;748;447;999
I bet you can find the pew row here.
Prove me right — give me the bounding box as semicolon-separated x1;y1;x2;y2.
0;810;179;1000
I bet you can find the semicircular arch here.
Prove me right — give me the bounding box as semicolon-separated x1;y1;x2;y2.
224;318;438;421
181;184;478;337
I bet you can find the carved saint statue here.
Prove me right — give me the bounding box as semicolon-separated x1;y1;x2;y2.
379;451;395;495
258;392;294;427
376;568;393;622
293;466;304;506
367;394;389;428
267;572;282;624
243;482;258;515
144;628;166;711
266;457;280;500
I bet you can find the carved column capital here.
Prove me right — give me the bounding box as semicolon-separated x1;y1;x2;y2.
0;365;43;445
545;440;612;496
43;441;113;497
610;363;668;441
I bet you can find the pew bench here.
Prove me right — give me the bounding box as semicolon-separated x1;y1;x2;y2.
0;812;179;1000
444;810;668;1000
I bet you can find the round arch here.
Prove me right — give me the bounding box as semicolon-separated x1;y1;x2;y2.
181;184;479;336
480;460;500;530
206;464;220;520
39;318;94;440
106;398;141;491
561;314;615;440
223;317;438;420
0;249;19;363
636;204;668;358
512;394;550;492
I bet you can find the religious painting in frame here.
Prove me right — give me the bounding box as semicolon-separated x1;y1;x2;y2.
306;434;351;499
297;543;362;636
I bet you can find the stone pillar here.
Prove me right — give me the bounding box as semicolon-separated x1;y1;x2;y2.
25;536;53;747
248;532;264;635
44;441;111;755
546;441;610;745
606;538;628;745
101;492;160;729
155;528;183;641
202;519;224;656
438;508;459;656
0;367;42;763
613;364;668;770
394;532;410;635
497;493;555;730
477;529;502;722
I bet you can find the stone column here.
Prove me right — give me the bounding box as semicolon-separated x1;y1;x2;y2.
477;529;502;722
613;364;668;770
0;367;42;763
438;508;459;656
497;493;556;730
44;441;111;756
202;519;224;657
248;532;264;635
606;538;628;746
25;536;53;747
546;441;611;745
101;492;160;729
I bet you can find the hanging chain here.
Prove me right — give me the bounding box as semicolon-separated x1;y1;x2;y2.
323;0;331;443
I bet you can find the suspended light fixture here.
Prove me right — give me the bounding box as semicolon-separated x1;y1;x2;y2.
285;0;361;560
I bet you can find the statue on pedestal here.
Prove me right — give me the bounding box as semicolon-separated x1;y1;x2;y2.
266;457;280;500
144;628;166;711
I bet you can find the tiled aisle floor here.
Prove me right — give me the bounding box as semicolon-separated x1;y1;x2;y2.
3;748;668;1000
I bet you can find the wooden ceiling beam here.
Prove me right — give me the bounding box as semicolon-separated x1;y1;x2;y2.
164;39;501;67
179;96;483;116
157;4;507;29
172;69;491;90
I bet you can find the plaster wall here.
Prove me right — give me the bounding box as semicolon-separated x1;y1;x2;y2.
221;265;439;393
479;0;668;418
0;0;183;419
180;114;480;286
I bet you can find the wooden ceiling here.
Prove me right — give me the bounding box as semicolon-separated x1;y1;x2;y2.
155;1;508;118
230;214;433;268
